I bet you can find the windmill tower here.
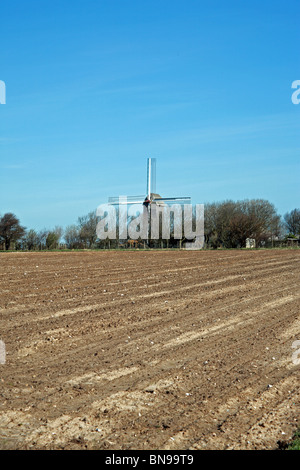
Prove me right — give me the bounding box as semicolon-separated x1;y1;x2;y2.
108;158;191;245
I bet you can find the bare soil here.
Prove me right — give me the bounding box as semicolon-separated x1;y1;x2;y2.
0;249;299;450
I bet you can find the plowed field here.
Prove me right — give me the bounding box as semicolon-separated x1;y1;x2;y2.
0;249;299;450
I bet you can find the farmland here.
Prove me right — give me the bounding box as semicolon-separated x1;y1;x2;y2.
0;249;299;449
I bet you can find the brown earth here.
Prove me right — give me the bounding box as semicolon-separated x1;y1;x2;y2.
0;249;299;450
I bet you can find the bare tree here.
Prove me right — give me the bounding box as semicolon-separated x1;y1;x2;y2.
36;229;48;250
204;199;281;248
284;209;300;236
54;226;63;245
241;199;281;246
46;231;60;250
24;229;39;250
0;213;26;250
64;224;81;249
78;211;98;248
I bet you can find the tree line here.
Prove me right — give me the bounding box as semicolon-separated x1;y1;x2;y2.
0;211;98;251
204;200;299;248
0;200;299;251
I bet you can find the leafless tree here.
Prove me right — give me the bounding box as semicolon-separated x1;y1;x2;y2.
78;211;98;248
64;224;81;249
204;199;281;248
24;229;39;250
0;213;26;250
283;209;300;236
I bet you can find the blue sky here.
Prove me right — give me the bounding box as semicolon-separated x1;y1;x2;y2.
0;0;299;231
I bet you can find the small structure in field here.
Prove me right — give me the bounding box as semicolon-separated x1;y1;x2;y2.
246;238;256;249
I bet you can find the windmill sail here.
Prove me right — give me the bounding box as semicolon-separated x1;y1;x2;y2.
153;196;191;205
147;157;156;200
108;196;145;205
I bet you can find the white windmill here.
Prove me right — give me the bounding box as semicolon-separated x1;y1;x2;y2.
108;157;191;207
108;158;191;245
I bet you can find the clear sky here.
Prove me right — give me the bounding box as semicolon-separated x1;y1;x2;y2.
0;0;299;231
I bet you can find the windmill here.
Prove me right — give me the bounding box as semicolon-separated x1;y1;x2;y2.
108;158;191;245
108;157;191;207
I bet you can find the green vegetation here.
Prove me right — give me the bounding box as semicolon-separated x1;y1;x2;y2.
288;429;300;450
